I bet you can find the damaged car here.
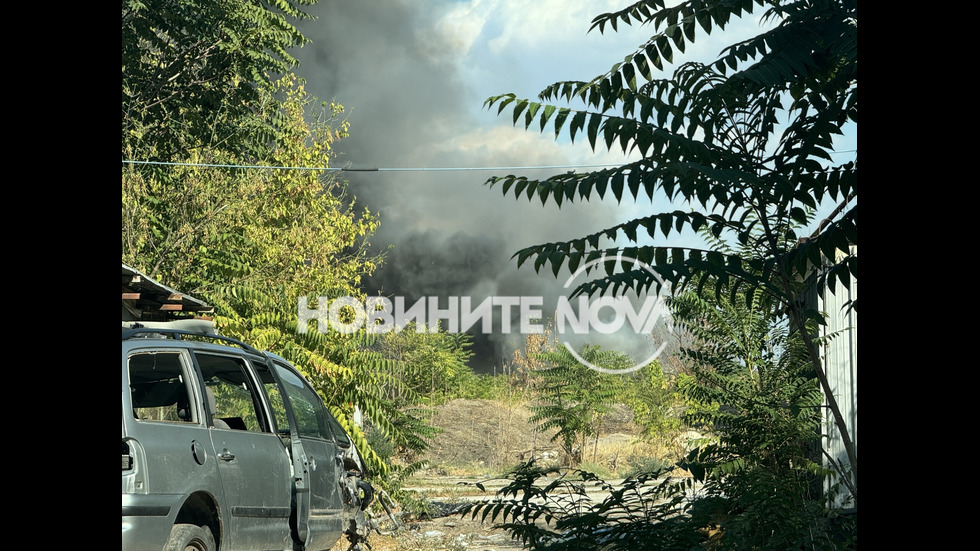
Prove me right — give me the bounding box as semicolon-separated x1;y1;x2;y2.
122;319;375;551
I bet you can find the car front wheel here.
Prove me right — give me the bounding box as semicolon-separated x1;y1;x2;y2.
163;523;216;551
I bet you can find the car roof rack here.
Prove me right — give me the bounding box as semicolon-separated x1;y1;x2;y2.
121;320;261;355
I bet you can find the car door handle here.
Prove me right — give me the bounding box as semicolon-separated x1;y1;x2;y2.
217;449;236;461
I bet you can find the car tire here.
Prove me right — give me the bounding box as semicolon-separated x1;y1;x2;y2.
163;523;216;551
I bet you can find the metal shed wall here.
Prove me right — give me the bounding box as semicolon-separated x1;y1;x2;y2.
819;247;857;509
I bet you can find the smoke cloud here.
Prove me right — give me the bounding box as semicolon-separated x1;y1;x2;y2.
292;1;641;371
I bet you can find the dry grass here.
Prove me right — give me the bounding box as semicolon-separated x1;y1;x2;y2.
580;434;679;477
347;399;686;551
418;398;681;479
419;399;551;475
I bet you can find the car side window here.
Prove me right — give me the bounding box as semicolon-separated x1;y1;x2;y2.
259;369;291;435
129;351;197;423
196;353;268;432
270;362;333;441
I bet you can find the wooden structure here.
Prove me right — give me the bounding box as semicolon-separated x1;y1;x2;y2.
122;263;213;321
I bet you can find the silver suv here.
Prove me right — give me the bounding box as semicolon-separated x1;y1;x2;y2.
122;320;374;551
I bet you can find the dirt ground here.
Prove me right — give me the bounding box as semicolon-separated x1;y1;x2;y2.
355;514;527;551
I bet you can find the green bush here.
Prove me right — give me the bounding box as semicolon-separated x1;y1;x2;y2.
619;456;673;479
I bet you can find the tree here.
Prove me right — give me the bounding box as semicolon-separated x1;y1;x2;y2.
122;0;316;159
670;287;853;549
378;322;475;407
620;360;681;443
121;76;423;477
481;0;856;501
121;0;450;480
123;76;377;297
530;344;628;466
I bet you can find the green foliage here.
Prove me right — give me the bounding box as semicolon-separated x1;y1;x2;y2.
377;322;476;407
122;0;317;158
529;345;628;466
670;286;854;550
484;0;857;306
670;287;792;384
461;462;702;551
482;0;857;500
464;286;855;550
619;360;682;441
389;488;441;521
122;76;377;297
364;432;439;509
452;372;513;401
121;77;379;375
121;74;441;480
619;455;673;479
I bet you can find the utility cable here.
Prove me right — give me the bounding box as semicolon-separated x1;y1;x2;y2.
122;152;856;173
121;159;628;172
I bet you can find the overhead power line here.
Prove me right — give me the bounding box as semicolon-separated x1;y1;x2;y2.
120;159;628;172
121;151;857;173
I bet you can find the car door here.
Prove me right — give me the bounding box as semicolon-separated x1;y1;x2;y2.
266;359;346;551
125;347;224;543
195;352;294;550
